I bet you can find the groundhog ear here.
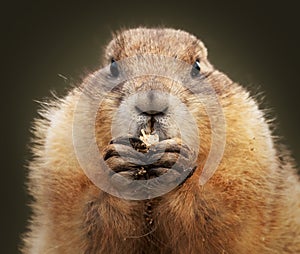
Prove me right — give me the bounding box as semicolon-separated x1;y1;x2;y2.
196;42;214;72
198;40;208;59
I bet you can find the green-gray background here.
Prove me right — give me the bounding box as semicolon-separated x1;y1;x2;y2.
2;1;299;253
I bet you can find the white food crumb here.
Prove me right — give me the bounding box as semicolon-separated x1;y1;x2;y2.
140;129;159;147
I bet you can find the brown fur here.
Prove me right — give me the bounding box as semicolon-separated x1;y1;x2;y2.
22;27;300;253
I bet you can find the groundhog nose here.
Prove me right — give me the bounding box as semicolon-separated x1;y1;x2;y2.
134;90;169;115
135;107;168;116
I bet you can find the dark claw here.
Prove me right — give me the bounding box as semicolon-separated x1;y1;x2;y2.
109;135;139;145
149;140;190;158
109;135;147;151
147;167;169;177
105;156;138;172
103;143;145;162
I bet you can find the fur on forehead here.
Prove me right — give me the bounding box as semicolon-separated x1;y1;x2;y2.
104;27;208;64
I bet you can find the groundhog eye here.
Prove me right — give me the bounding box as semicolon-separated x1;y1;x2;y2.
110;59;119;77
190;59;201;77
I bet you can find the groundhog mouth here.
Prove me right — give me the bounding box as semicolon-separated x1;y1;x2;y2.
103;135;196;183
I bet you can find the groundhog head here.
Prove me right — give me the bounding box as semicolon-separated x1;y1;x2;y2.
72;28;228;199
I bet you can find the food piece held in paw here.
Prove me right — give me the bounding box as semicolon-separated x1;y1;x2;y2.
140;129;159;148
127;129;159;153
139;129;159;150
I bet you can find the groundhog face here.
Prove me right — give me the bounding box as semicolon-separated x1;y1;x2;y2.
73;28;226;199
96;28;215;143
73;29;225;199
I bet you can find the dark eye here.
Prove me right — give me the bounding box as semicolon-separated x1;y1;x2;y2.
110;59;119;77
190;59;201;77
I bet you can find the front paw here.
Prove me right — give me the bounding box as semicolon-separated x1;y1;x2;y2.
103;136;196;182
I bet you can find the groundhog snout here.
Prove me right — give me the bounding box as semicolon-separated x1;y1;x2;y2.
134;90;169;114
133;90;171;139
127;89;180;140
134;90;170;133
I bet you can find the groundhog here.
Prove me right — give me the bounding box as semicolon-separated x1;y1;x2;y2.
22;27;300;254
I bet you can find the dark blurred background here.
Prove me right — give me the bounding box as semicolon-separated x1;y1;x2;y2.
2;1;299;253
